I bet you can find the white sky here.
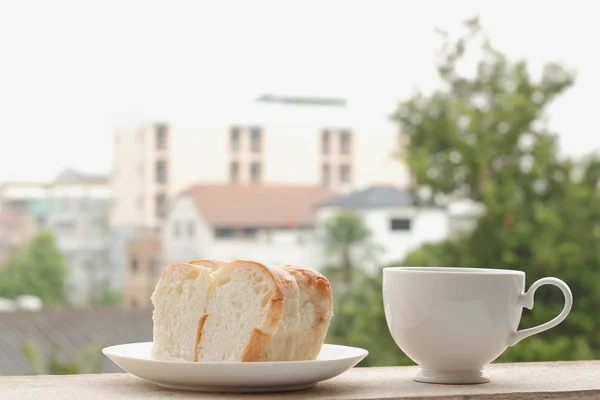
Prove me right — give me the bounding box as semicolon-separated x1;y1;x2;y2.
0;0;598;182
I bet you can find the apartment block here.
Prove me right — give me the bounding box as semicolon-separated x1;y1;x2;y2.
111;95;410;231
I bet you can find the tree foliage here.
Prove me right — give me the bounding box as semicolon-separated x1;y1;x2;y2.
319;211;375;288
0;230;68;306
324;17;600;366
89;284;122;306
21;340;104;375
391;17;600;362
325;269;414;367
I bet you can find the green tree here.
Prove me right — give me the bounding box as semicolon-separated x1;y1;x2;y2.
90;284;122;306
320;211;375;288
21;340;104;375
391;17;600;362
0;230;68;306
325;269;414;367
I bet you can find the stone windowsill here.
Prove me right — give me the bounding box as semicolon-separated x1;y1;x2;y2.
2;361;600;399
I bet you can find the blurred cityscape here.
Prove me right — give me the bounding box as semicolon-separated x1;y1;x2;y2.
2;2;599;376
0;94;482;374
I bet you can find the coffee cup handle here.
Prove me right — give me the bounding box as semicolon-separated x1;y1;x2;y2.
507;277;573;347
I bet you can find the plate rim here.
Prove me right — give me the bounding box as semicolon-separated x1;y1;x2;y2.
102;342;369;366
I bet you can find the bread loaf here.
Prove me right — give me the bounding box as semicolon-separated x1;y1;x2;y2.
150;259;333;362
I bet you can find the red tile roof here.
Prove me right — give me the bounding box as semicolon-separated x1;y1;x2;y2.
0;210;21;226
182;184;335;228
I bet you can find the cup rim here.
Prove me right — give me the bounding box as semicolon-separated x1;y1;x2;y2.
383;266;525;276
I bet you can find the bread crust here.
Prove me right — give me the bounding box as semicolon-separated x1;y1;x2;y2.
285;265;333;307
241;328;271;362
188;259;226;271
231;260;289;361
193;314;208;362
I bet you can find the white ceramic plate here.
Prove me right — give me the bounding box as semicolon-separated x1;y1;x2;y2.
102;342;368;393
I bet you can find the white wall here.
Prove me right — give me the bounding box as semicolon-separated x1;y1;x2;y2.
111;127;150;227
353;120;412;190
163;196;324;269
115;102;411;207
170;123;230;192
163;196;211;263
316;206;449;265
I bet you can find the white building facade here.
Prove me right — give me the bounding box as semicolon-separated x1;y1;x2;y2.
315;186;450;267
161;184;332;269
111;96;411;230
46;170;113;302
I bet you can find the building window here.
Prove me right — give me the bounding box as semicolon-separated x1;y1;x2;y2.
230;127;240;153
137;196;144;208
131;256;139;273
187;221;195;238
340;130;352;154
155;193;166;218
56;220;76;234
60;198;70;211
241;227;258;239
155;160;167;184
156;124;167;150
215;228;235;238
322;163;331;188
230;161;240;183
250;127;262;153
321;130;330;154
173;221;180;238
390;218;411;231
250;162;262;183
340;164;351;184
148;255;158;278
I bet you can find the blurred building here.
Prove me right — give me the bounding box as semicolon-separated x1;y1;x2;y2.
112;95;411;290
0;208;37;264
0;181;50;229
123;230;162;308
111;95;410;231
447;199;485;238
316;186;449;266
46;169;112;302
161;183;333;267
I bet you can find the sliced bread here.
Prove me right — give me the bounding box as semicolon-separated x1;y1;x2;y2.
196;260;293;361
150;261;218;361
153;259;334;362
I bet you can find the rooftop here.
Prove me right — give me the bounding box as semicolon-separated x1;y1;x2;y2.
0;307;152;375
256;94;347;107
182;184;335;229
318;185;415;209
54;169;109;185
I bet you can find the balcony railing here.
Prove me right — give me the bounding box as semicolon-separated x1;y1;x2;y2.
3;361;599;399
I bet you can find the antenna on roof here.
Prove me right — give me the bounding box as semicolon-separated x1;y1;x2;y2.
256;94;346;107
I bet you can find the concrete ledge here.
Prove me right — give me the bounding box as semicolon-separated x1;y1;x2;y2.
2;361;600;399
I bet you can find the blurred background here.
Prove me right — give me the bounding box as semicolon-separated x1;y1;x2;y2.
0;0;599;374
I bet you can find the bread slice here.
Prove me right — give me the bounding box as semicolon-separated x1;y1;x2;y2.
282;265;333;360
196;260;293;361
150;261;217;361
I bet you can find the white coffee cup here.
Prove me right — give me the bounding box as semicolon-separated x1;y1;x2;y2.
382;267;573;384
